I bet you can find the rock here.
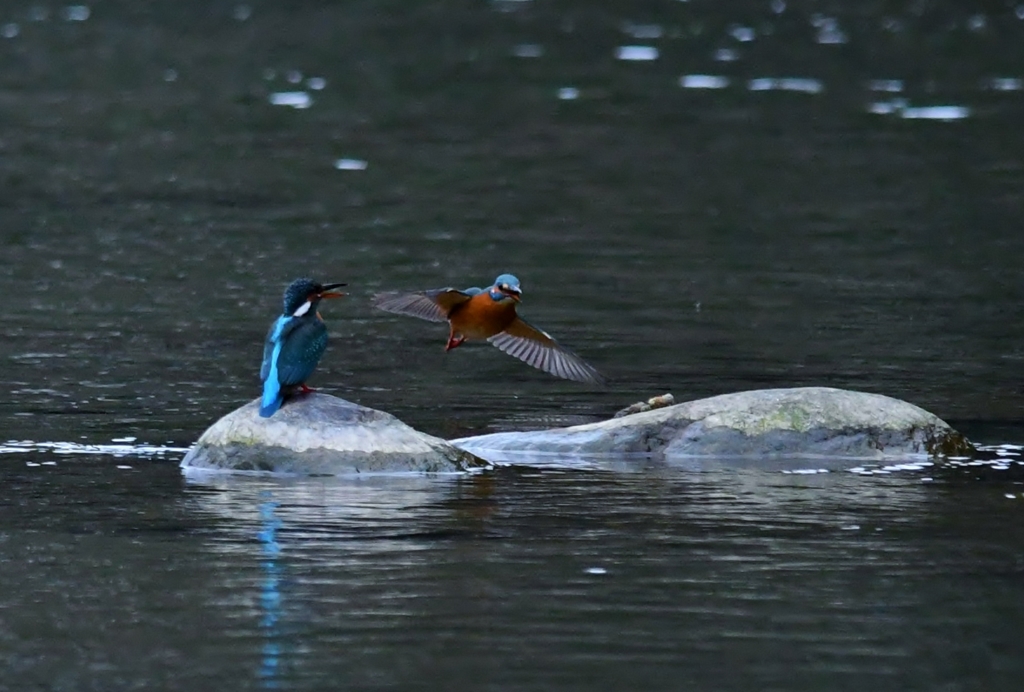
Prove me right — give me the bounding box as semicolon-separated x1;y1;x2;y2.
181;393;485;474
452;387;973;461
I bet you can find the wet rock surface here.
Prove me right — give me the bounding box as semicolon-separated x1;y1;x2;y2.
452;387;973;462
181;393;484;474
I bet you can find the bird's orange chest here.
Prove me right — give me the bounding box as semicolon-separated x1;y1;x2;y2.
449;292;516;339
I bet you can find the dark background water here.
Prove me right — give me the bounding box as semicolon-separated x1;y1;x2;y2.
1;1;1023;690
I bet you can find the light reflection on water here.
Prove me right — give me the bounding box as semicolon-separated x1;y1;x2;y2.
747;77;824;94
186;467;1024;688
0;0;1024;689
0;449;1022;689
257;497;284;688
0;439;189;457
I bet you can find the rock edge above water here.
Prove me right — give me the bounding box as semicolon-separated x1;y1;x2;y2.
451;387;973;461
180;393;483;475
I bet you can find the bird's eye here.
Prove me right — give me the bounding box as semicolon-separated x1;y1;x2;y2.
499;284;508;291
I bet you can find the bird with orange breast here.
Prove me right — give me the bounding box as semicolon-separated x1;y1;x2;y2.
373;273;604;384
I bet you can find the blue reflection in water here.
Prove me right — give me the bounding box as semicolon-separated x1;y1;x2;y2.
257;495;284;688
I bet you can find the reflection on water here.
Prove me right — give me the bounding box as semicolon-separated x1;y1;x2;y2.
899;105;972;121
747;77;823;94
257;497;283;688
4;460;1023;689
0;439;189;457
1;0;1024;689
333;158;369;171
989;77;1024;91
615;45;659;61
680;74;730;89
267;91;313;109
0;0;1020;446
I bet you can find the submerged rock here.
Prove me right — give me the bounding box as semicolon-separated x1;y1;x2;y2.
452;387;973;461
181;393;484;474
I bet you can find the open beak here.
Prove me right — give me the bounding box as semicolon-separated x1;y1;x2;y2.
504;286;522;302
320;282;347;299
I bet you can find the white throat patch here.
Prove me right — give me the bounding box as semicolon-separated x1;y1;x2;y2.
292;300;312;317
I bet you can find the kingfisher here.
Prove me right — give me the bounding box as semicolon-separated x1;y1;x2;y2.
373;273;604;384
259;278;346;417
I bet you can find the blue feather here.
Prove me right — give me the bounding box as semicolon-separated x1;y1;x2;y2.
259;317;291;418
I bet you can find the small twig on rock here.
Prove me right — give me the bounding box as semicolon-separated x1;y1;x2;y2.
613;393;675;418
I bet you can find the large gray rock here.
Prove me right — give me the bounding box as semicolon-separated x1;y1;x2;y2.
452;387;973;461
181;393;484;474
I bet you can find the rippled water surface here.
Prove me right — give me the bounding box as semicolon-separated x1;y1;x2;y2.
2;1;1024;689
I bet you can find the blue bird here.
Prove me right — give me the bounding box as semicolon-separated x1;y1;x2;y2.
259;278;346;417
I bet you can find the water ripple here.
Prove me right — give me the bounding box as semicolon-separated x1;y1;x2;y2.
0;440;189;457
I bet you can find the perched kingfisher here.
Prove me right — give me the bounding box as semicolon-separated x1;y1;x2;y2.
259;278;346;417
373;273;604;384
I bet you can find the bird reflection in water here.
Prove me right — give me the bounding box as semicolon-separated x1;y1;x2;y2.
257;495;283;688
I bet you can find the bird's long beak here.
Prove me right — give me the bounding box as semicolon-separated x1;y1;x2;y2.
506;287;522;302
320;282;347;299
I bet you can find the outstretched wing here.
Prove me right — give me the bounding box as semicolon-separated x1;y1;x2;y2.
487;316;605;385
372;288;474;322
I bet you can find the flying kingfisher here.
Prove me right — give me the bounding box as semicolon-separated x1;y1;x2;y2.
259;278;346;417
372;273;604;384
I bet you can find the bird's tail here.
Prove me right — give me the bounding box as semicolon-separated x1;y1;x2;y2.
259;380;283;418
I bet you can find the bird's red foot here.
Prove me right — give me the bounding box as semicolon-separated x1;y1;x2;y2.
299;384;316;393
445;335;466;351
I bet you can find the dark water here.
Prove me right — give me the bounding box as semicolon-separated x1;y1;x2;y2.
2;1;1024;689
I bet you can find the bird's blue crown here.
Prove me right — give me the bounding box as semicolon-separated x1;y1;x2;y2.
282;278;319;315
488;273;522;300
494;273;520;288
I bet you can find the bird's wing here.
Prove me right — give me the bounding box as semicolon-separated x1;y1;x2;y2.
372;288;473;322
274;319;329;386
260;316;299;382
260;316;308;414
260;336;274;382
487;316;605;385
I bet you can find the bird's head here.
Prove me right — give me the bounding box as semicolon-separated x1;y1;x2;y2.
282;278;346;317
488;273;522;303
